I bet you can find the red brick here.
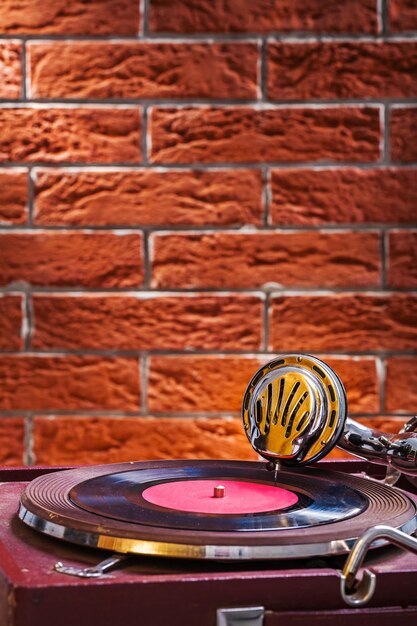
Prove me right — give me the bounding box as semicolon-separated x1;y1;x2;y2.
268;42;417;100
149;0;378;34
270;294;417;352
151;231;380;288
327;358;379;414
0;0;139;34
386;358;417;413
34;169;263;226
149;356;258;414
33;416;256;465
390;108;417;163
0;108;141;163
149;355;378;414
0;233;143;288
0;418;25;465
270;168;417;225
358;417;410;433
0;170;27;224
29;42;258;100
388;231;417;288
389;0;417;31
32;295;262;351
0;296;23;351
150;107;381;164
0;43;21;99
0;357;140;411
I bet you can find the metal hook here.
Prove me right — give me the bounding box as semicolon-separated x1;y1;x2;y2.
339;524;417;606
339;569;376;607
54;553;130;578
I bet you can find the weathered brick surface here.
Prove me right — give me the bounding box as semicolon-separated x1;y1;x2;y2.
0;43;21;99
34;416;416;464
32;295;263;350
0;233;143;288
0;418;25;465
358;417;409;433
327;359;379;413
148;355;379;414
150;107;381;164
270;294;417;352
390;108;417;162
151;231;380;288
386;358;417;413
1;0;416;465
0;0;140;34
388;231;417;288
0;108;141;163
0;296;23;351
268;42;417;100
271;168;417;225
0;170;27;224
389;0;417;31
34;169;263;226
29;42;258;100
33;416;257;465
149;0;378;34
0;357;140;411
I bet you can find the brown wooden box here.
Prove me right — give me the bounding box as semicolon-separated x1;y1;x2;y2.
1;461;417;626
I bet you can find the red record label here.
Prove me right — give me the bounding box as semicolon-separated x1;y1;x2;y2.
142;479;299;514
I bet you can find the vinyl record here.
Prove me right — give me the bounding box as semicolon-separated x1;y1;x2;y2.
19;460;417;560
69;463;367;532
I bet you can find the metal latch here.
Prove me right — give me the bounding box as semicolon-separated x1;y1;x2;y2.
217;606;264;626
339;524;417;606
54;553;130;578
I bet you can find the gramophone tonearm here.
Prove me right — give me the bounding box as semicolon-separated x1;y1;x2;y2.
242;353;417;476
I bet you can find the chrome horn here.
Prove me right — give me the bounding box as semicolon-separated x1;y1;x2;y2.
242;354;417;476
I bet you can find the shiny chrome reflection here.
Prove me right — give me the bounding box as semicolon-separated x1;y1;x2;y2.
243;354;417;476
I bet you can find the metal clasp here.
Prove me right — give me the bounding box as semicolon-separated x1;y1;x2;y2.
54;553;129;578
339;524;417;606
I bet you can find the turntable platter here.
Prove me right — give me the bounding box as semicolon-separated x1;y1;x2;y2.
18;460;417;560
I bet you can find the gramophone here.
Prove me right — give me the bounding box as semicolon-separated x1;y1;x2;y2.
16;354;417;612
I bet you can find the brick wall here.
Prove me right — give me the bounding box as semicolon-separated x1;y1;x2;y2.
0;0;416;466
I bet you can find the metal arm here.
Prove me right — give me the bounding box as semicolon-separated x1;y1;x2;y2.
340;524;417;606
340;416;417;475
242;354;417;476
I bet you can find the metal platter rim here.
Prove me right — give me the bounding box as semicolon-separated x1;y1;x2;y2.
17;504;417;560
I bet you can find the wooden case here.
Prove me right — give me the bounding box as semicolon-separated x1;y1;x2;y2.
1;461;417;626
